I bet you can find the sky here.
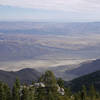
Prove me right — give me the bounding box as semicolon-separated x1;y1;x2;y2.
0;0;100;22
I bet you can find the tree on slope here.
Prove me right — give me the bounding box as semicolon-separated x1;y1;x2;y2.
12;78;20;100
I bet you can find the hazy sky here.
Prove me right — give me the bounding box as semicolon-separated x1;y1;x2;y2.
0;0;100;22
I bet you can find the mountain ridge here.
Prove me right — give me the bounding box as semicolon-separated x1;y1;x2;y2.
1;22;100;35
66;70;100;92
0;68;41;87
65;59;100;77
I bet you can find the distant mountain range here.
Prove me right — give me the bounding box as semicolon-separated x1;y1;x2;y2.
40;59;100;81
0;59;100;88
0;68;41;87
0;22;100;34
0;64;100;92
65;59;100;78
0;22;100;35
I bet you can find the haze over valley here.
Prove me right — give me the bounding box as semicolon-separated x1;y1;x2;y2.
0;22;100;72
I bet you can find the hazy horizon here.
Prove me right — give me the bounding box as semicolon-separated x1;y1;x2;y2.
0;0;100;22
